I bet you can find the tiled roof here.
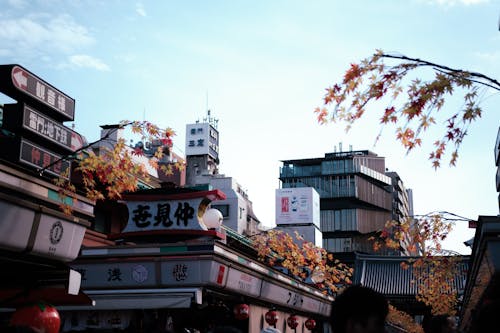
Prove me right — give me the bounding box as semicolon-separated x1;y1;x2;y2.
355;254;469;297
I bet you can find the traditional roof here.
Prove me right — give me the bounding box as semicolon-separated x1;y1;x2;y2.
355;253;469;298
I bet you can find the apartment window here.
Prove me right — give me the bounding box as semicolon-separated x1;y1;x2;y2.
211;204;229;218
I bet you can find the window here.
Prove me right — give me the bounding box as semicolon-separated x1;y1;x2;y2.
211;204;229;218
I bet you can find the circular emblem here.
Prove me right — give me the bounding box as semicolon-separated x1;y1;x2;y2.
132;264;148;283
50;221;64;245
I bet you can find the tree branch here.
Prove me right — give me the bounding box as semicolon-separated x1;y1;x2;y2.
379;53;500;91
37;122;133;176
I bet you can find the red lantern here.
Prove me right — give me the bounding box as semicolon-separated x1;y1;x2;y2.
265;309;279;326
10;302;61;333
234;303;250;320
305;318;316;330
287;315;299;329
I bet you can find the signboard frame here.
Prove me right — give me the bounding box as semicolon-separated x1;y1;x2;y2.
0;64;75;121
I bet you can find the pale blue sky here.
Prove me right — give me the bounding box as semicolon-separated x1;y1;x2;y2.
1;0;499;254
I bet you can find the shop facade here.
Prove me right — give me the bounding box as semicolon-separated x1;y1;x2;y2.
58;189;333;333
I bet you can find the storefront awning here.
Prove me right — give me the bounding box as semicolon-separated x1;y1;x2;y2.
57;288;202;311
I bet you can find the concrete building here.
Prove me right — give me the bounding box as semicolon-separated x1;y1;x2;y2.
279;148;412;259
204;175;261;236
185;112;261;236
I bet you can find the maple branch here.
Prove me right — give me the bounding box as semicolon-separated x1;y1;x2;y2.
36;122;133;176
413;210;474;222
379;53;500;91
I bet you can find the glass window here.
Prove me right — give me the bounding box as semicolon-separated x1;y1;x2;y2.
211;204;229;218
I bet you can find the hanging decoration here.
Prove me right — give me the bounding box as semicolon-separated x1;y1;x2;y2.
10;302;61;333
264;309;279;326
233;303;250;320
287;315;299;329
305;318;316;330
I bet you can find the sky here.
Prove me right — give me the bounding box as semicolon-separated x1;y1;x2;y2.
0;0;499;254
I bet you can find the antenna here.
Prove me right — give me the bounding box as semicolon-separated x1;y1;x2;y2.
206;91;209;113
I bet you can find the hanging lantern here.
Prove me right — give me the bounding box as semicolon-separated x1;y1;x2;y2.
305;318;316;330
287;315;299;329
233;303;250;320
10;302;61;333
265;309;279;326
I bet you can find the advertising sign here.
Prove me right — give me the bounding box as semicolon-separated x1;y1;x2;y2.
0;64;75;121
276;187;320;227
185;123;219;159
225;267;262;297
19;139;71;179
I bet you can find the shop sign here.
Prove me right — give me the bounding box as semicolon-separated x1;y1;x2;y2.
31;213;86;262
19;139;71;179
74;259;224;288
161;261;209;285
260;281;331;316
123;197;207;233
73;262;157;288
0;64;75;121
225;268;262;297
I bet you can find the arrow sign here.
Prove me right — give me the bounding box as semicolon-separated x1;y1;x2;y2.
0;64;75;121
71;131;85;152
12;67;27;89
18;104;84;152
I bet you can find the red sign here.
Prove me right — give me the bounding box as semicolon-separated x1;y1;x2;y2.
216;265;226;285
19;139;71;179
281;197;289;213
0;64;75;121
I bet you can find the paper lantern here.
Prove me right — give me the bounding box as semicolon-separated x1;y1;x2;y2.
287;315;299;329
233;303;250;320
11;302;61;333
305;318;316;330
265;309;278;326
203;208;223;229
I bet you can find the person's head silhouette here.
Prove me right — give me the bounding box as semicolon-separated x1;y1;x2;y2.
330;285;388;333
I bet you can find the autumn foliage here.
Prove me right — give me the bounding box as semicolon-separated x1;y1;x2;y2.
54;120;183;214
253;230;353;294
371;214;463;316
387;305;424;333
315;50;499;168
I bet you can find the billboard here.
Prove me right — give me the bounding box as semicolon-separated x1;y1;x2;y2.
185;123;219;159
276;187;320;227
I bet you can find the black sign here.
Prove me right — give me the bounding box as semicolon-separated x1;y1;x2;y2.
0;64;75;121
19;139;71;179
20;104;83;152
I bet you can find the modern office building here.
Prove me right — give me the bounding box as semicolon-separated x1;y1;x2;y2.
279;148;412;258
